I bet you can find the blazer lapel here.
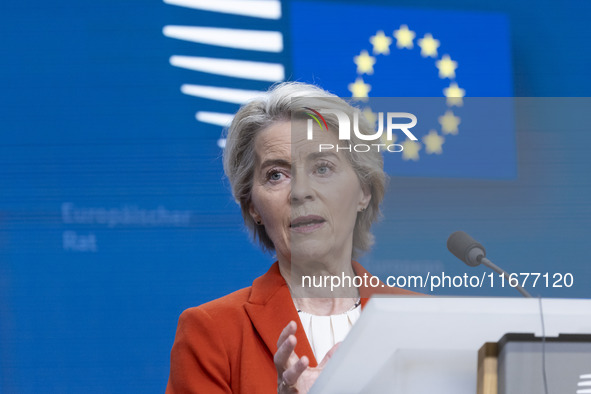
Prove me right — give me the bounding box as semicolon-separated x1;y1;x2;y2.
244;263;318;367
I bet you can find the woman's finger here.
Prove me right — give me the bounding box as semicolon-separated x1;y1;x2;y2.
274;334;297;371
282;355;309;387
276;321;297;349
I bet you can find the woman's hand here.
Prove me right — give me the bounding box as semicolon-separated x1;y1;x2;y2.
274;321;340;393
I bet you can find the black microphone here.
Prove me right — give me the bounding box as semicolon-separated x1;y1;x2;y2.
447;231;532;298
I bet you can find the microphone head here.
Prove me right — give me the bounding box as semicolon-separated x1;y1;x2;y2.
447;231;486;267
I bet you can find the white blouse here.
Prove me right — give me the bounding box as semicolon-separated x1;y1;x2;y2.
296;304;361;363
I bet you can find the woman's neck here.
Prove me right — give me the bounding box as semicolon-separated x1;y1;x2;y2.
277;257;360;314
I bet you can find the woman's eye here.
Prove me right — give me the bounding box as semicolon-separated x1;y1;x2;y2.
317;166;328;174
315;162;333;175
266;170;286;182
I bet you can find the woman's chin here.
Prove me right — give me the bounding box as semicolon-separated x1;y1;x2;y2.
290;242;333;265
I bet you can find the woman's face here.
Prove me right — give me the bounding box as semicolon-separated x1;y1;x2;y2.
249;120;371;268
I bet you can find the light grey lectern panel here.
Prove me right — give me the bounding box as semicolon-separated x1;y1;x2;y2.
309;297;591;394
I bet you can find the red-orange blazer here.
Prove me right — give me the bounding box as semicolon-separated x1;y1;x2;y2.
166;262;418;394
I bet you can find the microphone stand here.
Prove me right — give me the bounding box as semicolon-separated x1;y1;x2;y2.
480;256;532;298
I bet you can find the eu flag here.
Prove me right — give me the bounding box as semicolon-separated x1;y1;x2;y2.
289;1;515;179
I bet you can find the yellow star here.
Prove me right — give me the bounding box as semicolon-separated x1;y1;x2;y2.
418;33;440;58
370;30;392;55
436;54;458;79
362;107;377;127
348;77;371;98
443;82;465;107
354;50;376;75
401;139;421;161
438;110;461;135
422;130;445;154
393;24;415;49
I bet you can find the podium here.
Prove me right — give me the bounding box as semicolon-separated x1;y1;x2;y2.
479;333;591;394
309;297;591;394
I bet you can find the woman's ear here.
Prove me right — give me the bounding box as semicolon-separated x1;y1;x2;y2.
359;186;372;211
248;202;263;225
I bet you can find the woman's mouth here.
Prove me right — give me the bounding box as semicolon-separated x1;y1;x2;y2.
290;215;326;233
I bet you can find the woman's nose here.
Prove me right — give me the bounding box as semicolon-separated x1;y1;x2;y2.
289;174;314;204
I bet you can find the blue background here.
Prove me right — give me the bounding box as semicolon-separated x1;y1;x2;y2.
1;0;591;392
